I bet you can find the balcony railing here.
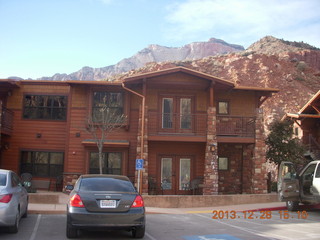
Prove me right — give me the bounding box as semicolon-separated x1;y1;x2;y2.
1;107;14;135
148;112;256;138
148;112;207;136
216;116;255;137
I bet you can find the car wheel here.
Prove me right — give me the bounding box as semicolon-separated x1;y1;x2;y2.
8;212;19;233
286;200;299;211
66;224;78;238
132;225;145;239
22;203;28;218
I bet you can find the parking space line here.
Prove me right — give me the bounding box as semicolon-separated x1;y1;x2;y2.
29;214;41;240
194;213;292;240
146;231;158;240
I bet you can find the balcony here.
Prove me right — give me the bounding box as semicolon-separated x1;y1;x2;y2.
148;112;255;142
148;112;207;141
217;116;255;137
1;107;14;135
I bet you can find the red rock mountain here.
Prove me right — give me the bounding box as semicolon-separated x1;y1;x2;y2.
114;36;320;127
40;38;244;81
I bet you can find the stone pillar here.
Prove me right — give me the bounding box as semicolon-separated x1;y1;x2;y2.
135;105;149;194
251;108;268;194
203;107;219;195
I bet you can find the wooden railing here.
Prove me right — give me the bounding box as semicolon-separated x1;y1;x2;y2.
148;112;256;138
216;116;255;137
148;112;207;136
1;107;14;135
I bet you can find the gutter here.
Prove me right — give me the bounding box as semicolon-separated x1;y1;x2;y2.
122;82;145;194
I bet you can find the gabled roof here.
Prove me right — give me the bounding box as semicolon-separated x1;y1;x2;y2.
123;66;234;87
284;90;320;120
299;90;320;115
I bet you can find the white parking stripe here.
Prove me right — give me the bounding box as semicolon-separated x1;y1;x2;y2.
194;213;290;240
146;231;158;240
29;214;41;240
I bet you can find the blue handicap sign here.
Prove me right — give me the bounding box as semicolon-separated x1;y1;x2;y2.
135;159;144;170
183;234;242;240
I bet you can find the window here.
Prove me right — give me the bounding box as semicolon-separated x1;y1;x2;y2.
89;152;122;174
80;178;135;192
23;95;67;120
218;157;228;170
92;92;124;123
180;98;191;129
161;96;192;130
315;164;320;178
20;151;64;177
217;101;229;115
162;98;173;128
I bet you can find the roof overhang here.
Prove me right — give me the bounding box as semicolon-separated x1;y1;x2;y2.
0;79;20;96
282;90;320;121
299;90;320;114
81;139;130;147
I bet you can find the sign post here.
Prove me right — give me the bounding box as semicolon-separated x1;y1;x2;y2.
135;159;144;194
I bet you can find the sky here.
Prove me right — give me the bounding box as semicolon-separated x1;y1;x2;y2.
0;0;319;79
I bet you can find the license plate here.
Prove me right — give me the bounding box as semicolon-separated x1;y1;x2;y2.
100;199;117;208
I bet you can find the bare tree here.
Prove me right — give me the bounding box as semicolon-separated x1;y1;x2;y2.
85;106;127;174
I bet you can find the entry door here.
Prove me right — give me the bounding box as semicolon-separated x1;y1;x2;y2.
160;156;192;195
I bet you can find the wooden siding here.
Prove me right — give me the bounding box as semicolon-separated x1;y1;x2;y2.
1;109;67;172
215;90;256;117
7;84;70;109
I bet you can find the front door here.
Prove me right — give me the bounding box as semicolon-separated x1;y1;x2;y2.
159;156;192;195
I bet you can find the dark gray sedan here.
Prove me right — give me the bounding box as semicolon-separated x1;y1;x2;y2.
66;174;145;239
0;169;28;233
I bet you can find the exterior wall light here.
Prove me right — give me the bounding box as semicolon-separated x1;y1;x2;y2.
210;143;217;152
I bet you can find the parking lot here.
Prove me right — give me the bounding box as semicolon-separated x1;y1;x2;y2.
0;210;319;240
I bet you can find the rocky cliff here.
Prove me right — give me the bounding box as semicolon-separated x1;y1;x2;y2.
115;36;320;127
40;38;244;81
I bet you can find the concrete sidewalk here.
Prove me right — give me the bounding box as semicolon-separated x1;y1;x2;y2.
28;201;287;215
28;192;287;215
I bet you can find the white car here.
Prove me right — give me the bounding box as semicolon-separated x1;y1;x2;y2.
0;169;29;233
278;160;320;211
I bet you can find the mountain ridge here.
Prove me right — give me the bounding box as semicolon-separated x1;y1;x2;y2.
36;38;244;81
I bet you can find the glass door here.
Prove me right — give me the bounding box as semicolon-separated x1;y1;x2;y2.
179;98;192;132
161;157;174;194
160;156;192;195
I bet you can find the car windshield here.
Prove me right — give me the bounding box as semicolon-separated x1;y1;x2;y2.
79;177;135;192
0;173;7;186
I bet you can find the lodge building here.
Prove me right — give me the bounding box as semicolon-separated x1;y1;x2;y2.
0;67;278;195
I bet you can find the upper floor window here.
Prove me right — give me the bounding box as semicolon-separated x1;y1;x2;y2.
92;92;124;123
23;95;67;120
217;101;229;115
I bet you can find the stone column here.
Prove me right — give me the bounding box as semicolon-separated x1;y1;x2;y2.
135;105;149;194
203;107;219;195
251;108;268;194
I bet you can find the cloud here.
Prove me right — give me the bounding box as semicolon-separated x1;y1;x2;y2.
165;0;320;47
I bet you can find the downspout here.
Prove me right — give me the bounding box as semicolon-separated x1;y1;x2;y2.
122;82;145;194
